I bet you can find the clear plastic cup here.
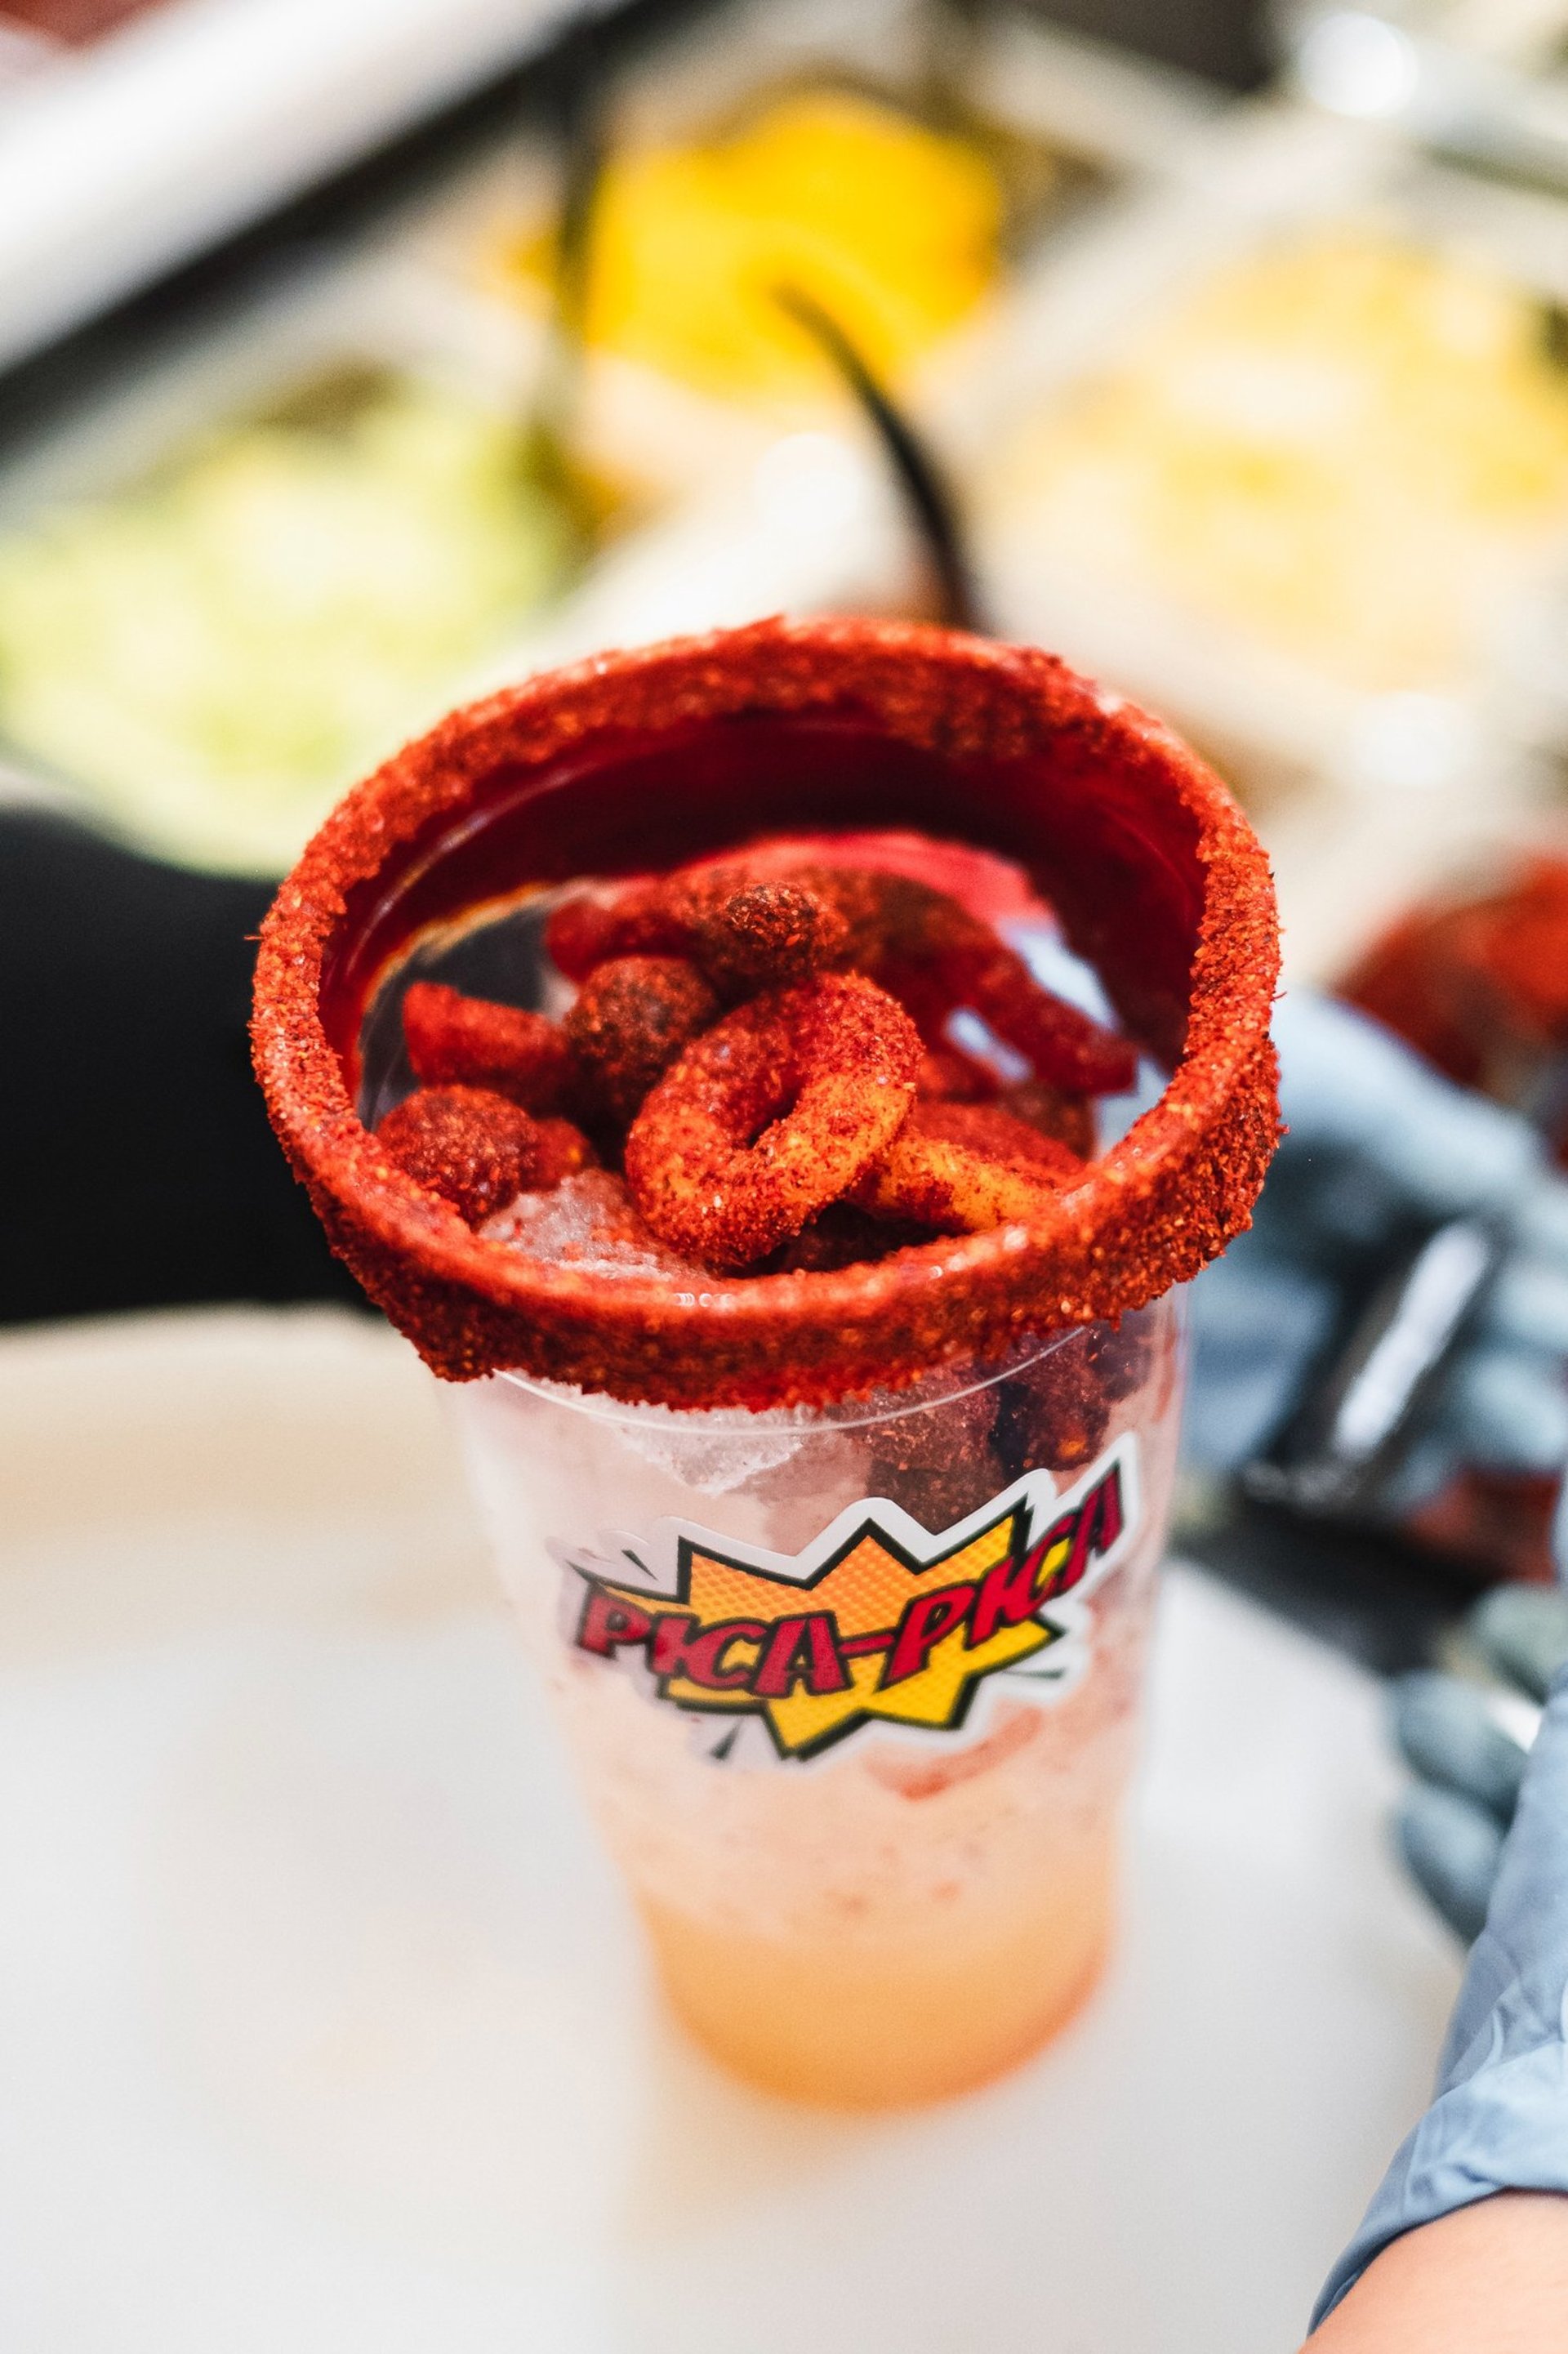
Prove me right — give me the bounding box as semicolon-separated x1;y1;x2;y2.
449;1295;1182;2106
252;617;1279;2110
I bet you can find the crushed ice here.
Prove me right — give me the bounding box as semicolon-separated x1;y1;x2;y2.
481;1170;706;1282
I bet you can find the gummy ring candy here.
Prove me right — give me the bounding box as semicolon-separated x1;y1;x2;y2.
915;1050;1097;1162
376;1086;594;1227
880;933;1134;1097
916;1042;1002;1103
563;954;719;1129
898;1097;1085;1176
853;1099;1081;1236
403;982;578;1114
624;974;922;1270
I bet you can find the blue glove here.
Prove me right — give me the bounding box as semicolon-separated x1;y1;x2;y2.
1185;990;1568;1509
1393;1577;1568;1941
1312;1617;1568;2325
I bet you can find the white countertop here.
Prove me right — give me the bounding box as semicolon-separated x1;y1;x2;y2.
0;1306;1461;2352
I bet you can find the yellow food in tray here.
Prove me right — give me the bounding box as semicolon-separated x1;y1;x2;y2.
995;233;1568;691
0;372;577;874
503;88;1004;403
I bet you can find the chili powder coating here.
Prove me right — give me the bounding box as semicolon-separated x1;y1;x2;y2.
622;973;923;1270
373;1086;591;1228
252;617;1281;1409
564;955;720;1130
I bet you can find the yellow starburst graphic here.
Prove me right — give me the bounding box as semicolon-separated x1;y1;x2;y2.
568;1453;1129;1762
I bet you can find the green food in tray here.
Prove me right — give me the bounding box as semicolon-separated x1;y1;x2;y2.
0;370;578;874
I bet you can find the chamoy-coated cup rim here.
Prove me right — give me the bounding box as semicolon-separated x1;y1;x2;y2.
252;617;1280;1409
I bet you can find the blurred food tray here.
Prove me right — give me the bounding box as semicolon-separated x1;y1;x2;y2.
1432;0;1568;63
0;1304;1459;2354
920;100;1568;967
0;238;913;875
0;0;585;376
399;0;1222;403
0;0;1222;880
1281;0;1568;223
951;107;1568;788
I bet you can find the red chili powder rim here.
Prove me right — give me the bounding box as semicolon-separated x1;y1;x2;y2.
252;617;1280;1408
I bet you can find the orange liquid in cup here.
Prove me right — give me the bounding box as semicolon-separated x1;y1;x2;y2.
639;1836;1116;2107
614;1693;1134;2106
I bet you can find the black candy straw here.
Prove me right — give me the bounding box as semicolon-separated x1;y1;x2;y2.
523;16;609;540
773;283;987;635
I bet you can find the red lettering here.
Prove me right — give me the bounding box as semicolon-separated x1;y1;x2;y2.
652;1614;766;1692
1038;1465;1126;1604
577;1585;654;1657
969;1538;1046;1647
1089;1465;1125;1555
753;1612;853;1699
1034;1510;1080;1603
881;1583;977;1689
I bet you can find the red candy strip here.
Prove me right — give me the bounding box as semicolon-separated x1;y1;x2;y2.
403;981;577;1114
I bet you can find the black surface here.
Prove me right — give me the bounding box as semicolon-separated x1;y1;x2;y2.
0;814;361;1324
1177;1491;1490;1677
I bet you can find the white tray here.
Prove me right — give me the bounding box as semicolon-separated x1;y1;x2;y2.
0;1307;1460;2354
